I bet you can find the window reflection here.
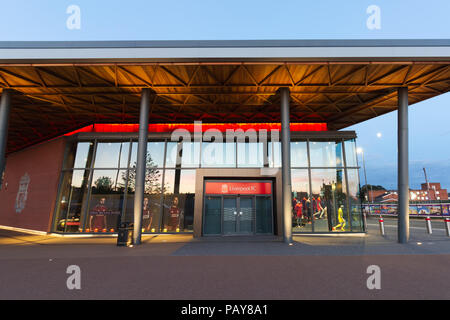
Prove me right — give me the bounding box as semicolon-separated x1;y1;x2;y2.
309;140;343;167
55;170;90;233
346;169;363;232
161;170;196;232
310;169;349;232
73;142;94;169
130;142;165;168
291;169;312;232
237;142;263;168
344;139;358;167
201;142;236;168
291;141;308;167
94;142;130;168
268;142;281;168
124;168;163;233
87;170;127;232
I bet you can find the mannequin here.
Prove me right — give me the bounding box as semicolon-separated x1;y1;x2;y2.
332;205;346;231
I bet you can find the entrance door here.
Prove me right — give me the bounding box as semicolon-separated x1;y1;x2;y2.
203;180;273;236
222;196;255;235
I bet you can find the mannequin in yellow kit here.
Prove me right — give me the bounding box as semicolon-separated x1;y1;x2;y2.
332;205;346;231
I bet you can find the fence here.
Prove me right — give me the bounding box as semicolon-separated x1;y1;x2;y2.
364;202;450;217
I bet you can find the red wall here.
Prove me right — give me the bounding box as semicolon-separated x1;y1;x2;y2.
0;137;66;232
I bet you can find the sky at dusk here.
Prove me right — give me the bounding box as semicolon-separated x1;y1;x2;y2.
1;0;449;189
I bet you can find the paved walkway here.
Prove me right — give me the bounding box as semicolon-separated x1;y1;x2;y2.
1;218;450;299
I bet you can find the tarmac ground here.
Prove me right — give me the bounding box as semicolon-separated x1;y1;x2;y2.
1;216;450;300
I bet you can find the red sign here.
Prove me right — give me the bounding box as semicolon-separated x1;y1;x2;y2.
205;182;272;195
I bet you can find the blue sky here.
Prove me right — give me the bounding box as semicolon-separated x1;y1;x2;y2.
0;0;449;189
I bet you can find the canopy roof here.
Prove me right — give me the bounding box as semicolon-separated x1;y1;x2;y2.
0;40;449;153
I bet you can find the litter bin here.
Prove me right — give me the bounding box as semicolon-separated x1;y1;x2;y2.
117;222;133;247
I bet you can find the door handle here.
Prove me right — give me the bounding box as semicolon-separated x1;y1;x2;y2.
239;212;243;216
233;211;237;215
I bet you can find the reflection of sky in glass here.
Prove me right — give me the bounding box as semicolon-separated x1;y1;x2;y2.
71;170;88;188
73;142;92;168
309;141;343;167
165;142;201;168
310;169;346;194
130;142;165;168
179;170;196;194
163;170;175;194
291;142;308;167
202;142;235;167
237;142;263;167
292;169;309;194
346;169;360;197
269;142;281;168
344;140;357;167
94;142;130;168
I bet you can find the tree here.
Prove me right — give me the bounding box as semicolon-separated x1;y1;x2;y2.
93;176;113;193
122;153;163;194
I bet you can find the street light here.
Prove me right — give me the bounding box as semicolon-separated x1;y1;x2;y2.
357;147;373;202
357;147;370;230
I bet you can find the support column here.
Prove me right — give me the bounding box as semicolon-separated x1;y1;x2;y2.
280;87;293;244
0;89;11;188
133;88;150;245
398;87;409;243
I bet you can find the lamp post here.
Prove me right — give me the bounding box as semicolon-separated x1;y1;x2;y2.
357;148;371;202
357;148;372;228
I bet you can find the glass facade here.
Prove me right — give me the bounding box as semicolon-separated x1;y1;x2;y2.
290;138;363;233
54;135;363;234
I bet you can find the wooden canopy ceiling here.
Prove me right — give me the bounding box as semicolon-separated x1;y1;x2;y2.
0;61;449;153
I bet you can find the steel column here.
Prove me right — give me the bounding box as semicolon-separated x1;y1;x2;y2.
280;87;293;244
0;89;11;188
133;88;150;245
398;87;409;243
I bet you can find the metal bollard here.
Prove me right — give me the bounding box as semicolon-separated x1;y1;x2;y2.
425;216;432;235
378;216;385;236
444;218;450;237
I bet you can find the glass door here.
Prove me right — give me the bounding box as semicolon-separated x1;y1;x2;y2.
223;197;238;234
238;196;254;234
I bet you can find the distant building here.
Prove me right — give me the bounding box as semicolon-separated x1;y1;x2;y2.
368;183;448;202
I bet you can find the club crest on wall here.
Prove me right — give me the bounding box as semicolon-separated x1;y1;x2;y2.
15;173;30;213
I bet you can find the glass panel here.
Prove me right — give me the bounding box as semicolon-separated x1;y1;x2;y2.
239;197;254;233
181;142;200;168
291;141;308;167
130;141;165;168
161;170;195;232
291;169;312;232
310;169;349;232
94;142;130;168
346;169;364;232
87;170;127;232
268;142;281;168
223;197;237;234
165;142;180;168
237;142;264;168
201;142;236;168
344;139;358;167
54;170;90;233
124;168;163;233
73;142;94;169
204;196;222;235
256;196;273;234
309;140;344;167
